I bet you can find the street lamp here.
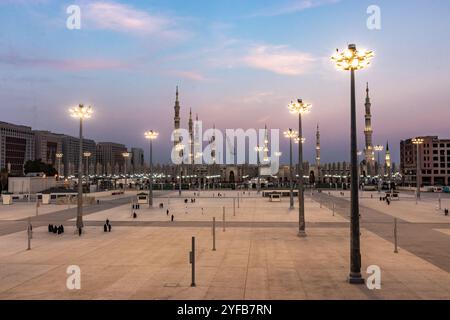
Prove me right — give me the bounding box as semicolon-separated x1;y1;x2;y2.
145;130;159;207
412;138;424;202
175;143;185;196
122;152;130;189
284;129;297;209
332;43;374;284
374;145;384;192
374;145;384;176
56;153;63;179
288;99;311;237
69;104;93;235
83;151;91;193
254;146;263;194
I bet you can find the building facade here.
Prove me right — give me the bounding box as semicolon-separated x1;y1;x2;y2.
34;130;63;167
0;121;35;175
96;142;127;175
61;135;97;177
401;136;450;186
131;147;145;173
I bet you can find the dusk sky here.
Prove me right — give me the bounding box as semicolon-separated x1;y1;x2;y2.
1;0;449;165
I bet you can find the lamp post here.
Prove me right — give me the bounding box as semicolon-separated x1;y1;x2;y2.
374;145;383;177
284;129;298;209
56;153;63;179
288;100;311;237
122;152;130;189
175;143;185;196
83;151;91;193
254;146;263;194
374;145;384;192
145;131;159;207
69;104;93;235
412;138;424;202
331;43;374;284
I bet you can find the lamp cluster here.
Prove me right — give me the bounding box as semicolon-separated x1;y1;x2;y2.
331;44;374;71
69;104;93;119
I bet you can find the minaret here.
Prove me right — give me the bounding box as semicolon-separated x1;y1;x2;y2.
364;83;375;175
316;123;321;181
174;86;181;147
263;124;269;163
211;124;216;164
385;141;391;177
188;108;194;165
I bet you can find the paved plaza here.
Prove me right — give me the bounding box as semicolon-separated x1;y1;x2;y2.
0;190;449;300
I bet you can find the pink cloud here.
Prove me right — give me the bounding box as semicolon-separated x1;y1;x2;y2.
242;45;316;75
83;1;183;40
0;52;129;71
170;70;207;81
251;0;341;17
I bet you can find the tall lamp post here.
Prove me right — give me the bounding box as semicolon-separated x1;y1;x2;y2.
331;44;374;284
175;143;185;196
83;151;91;192
254;146;263;194
56;153;63;179
284;129;298;209
412;138;424;202
145;131;159;207
122;152;130;189
374;145;384;191
70;104;93;235
288;99;311;237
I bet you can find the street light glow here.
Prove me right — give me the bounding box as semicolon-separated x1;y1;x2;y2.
284;129;298;139
145;130;159;140
287;99;312;115
69;104;93;119
331;44;374;71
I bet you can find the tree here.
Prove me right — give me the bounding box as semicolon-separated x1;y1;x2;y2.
24;159;57;176
0;168;8;193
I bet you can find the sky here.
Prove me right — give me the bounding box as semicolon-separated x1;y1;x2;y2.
0;0;449;165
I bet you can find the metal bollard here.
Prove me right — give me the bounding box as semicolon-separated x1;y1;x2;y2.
233;198;236;216
190;236;196;287
212;217;216;251
238;193;240;208
394;218;398;253
27;219;32;251
223;207;226;232
438;194;442;211
332;202;335;216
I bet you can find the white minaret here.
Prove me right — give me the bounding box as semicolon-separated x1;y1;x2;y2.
364;83;375;176
316;123;321;181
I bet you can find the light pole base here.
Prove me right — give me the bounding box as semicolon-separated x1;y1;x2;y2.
298;230;307;237
348;273;365;284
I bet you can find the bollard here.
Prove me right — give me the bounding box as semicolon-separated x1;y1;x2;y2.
27;219;32;251
223;207;226;232
394;218;398;253
190;236;196;287
438;194;442;211
212;217;216;251
233;198;236;216
238;192;240;208
332;202;335;216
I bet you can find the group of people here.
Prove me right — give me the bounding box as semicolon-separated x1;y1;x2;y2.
103;219;112;232
48;224;64;235
380;196;391;205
